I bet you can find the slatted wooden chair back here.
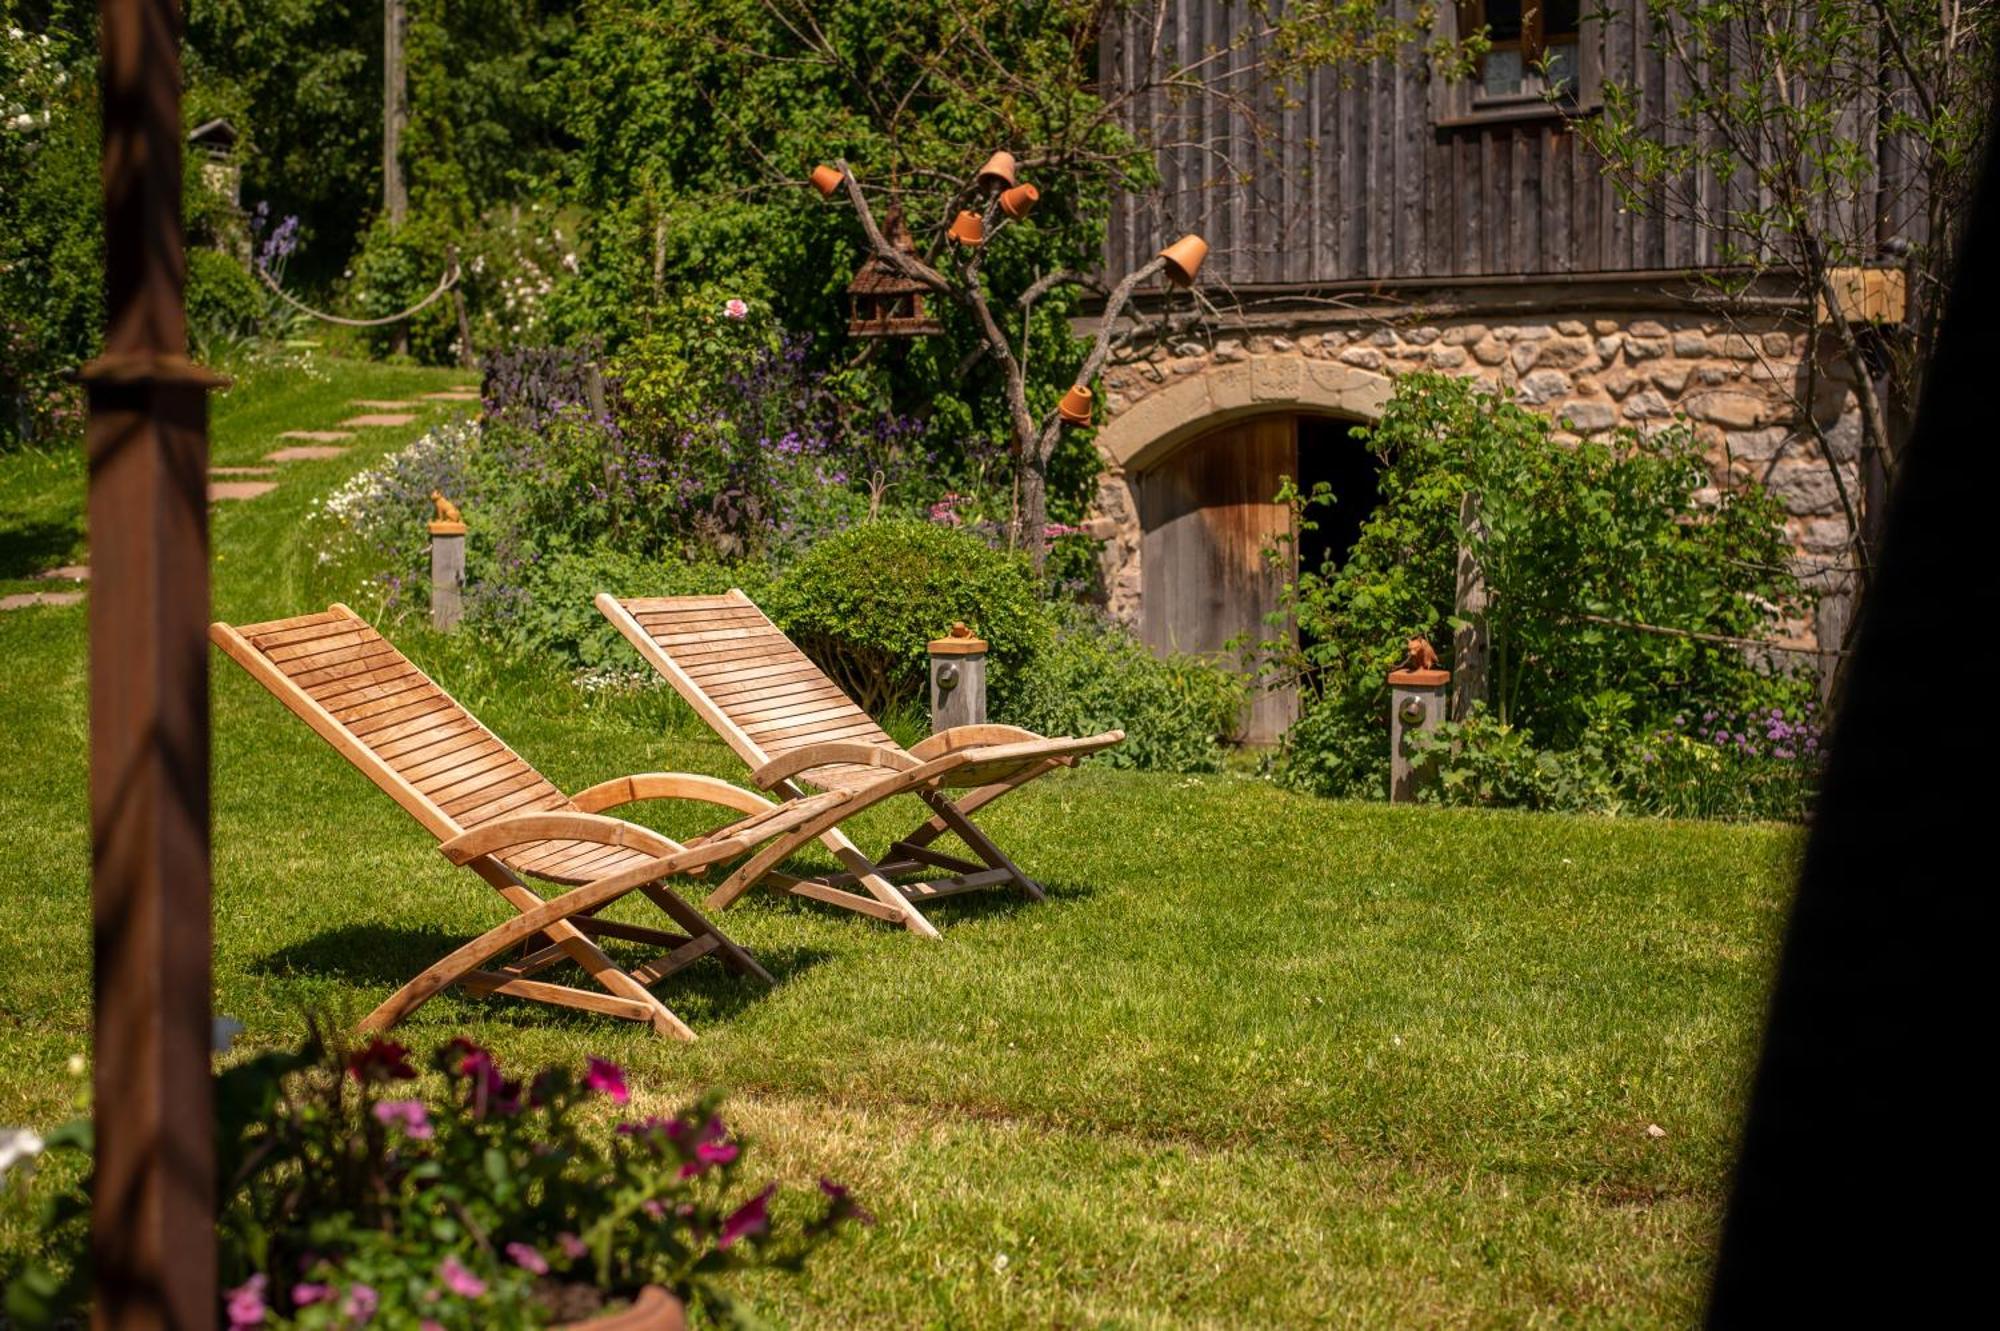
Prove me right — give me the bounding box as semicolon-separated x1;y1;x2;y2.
602;591;903;792
212;604;621;882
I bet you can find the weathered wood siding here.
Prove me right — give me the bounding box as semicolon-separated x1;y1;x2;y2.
1101;0;1928;288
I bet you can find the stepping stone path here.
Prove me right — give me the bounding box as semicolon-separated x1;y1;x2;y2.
339;413;417;428
279;430;353;443
0;591;84;611
423;391;480;402
210;480;278;501
211;466;275;477
351;399;420;409
38;565;88;581
265;445;347;462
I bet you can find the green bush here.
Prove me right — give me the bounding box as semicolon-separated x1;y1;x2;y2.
485;546;778;669
186;248;265;354
1264;373;1815;804
766;520;1050;715
999;608;1246;772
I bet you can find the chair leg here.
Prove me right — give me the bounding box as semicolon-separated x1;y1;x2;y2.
639;882;776;987
915;789;1044;901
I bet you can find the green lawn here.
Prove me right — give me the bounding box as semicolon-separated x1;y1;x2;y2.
0;357;1798;1327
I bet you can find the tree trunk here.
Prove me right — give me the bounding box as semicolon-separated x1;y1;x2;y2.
384;0;409;357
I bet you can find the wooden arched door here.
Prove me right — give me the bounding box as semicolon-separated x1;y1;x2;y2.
1135;414;1297;742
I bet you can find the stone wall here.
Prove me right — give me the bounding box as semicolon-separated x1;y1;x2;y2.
1088;310;1862;638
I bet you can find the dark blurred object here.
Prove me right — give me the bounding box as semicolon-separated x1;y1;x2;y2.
1706;74;1998;1329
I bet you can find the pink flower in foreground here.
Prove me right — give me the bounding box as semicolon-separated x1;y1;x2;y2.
724;299;750;319
342;1284;379;1323
225;1274;268;1328
290;1282;330;1307
437;1255;487;1299
680;1135;740;1179
558;1232;589;1260
584;1057;629;1105
718;1183;778;1249
505;1242;549;1276
372;1099;433;1140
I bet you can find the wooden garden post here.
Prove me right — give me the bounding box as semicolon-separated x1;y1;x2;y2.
82;0;221;1326
429;519;466;630
928;623;988;731
1388;642;1449;803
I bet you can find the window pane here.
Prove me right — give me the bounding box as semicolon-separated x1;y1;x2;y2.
1546;0;1581;36
1484;0;1524;40
1544;37;1577;92
1481;46;1524;96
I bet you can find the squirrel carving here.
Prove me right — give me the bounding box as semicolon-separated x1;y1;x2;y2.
430;490;463;523
1397;637;1440;673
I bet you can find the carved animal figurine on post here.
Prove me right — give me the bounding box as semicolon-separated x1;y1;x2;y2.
430;490;463;524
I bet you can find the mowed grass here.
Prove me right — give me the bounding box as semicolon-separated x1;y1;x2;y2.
0;358;1800;1327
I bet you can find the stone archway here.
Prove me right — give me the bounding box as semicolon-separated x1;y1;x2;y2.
1086;354;1394;742
1090;354;1393;624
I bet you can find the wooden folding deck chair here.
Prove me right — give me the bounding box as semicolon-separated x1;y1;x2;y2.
212;603;855;1039
595;590;1123;939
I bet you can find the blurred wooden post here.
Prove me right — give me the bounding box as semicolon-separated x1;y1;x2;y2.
1451;492;1489;721
430;520;466;631
1388;658;1449;803
83;0;222;1325
928;624;988;731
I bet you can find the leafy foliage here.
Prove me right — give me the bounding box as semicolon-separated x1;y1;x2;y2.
1268;374;1815;803
999;605;1245;773
6;1028;868;1330
766;519;1050;716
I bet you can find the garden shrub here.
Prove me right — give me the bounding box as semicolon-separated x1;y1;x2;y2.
1266;373;1817;807
488;546;777;669
766;519;1050;715
999;606;1246;772
185;247;266;355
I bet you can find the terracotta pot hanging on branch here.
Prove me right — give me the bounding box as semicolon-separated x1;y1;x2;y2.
976;150;1017;190
999;183;1040;219
1057;384;1094;425
947;210;985;245
1158;233;1208;286
810;164;845;198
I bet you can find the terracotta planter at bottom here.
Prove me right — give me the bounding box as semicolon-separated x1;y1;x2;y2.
553;1285;686;1331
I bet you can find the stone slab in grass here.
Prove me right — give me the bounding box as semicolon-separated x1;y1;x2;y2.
351;398;420;409
211;466;275;477
423;391;479;401
338;413;418;428
0;590;85;610
209;481;278;502
279;430;354;442
36;565;88;581
265;445;348;462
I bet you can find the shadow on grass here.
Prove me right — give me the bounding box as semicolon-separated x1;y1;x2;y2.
0;517;84;580
742;873;1099;929
253;923;835;1028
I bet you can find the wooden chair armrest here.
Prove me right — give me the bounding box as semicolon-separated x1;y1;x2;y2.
908;724;1045;760
750;742;917;790
569;772;778;819
437;811;680;865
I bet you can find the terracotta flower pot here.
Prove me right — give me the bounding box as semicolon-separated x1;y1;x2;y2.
976;150;1018;190
999;183;1040;220
552;1285;685;1331
1057;384;1093;425
947;210;985;245
809;164;844;198
1157;233;1208;286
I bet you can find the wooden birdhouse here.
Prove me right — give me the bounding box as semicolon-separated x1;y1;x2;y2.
847;210;943;338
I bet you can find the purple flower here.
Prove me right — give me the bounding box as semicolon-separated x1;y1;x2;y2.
373;1099;433;1140
558;1232;589;1260
291;1282;330;1307
342;1284;379;1323
819;1176;876;1227
584;1057;629;1105
505;1242;548;1276
348;1038;417;1083
225;1274;269;1329
718;1183;777;1249
437;1256;486;1299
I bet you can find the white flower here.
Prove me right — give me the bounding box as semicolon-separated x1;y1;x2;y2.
0;1127;45;1177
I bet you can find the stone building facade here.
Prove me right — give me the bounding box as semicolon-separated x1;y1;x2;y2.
1086;307;1859;646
